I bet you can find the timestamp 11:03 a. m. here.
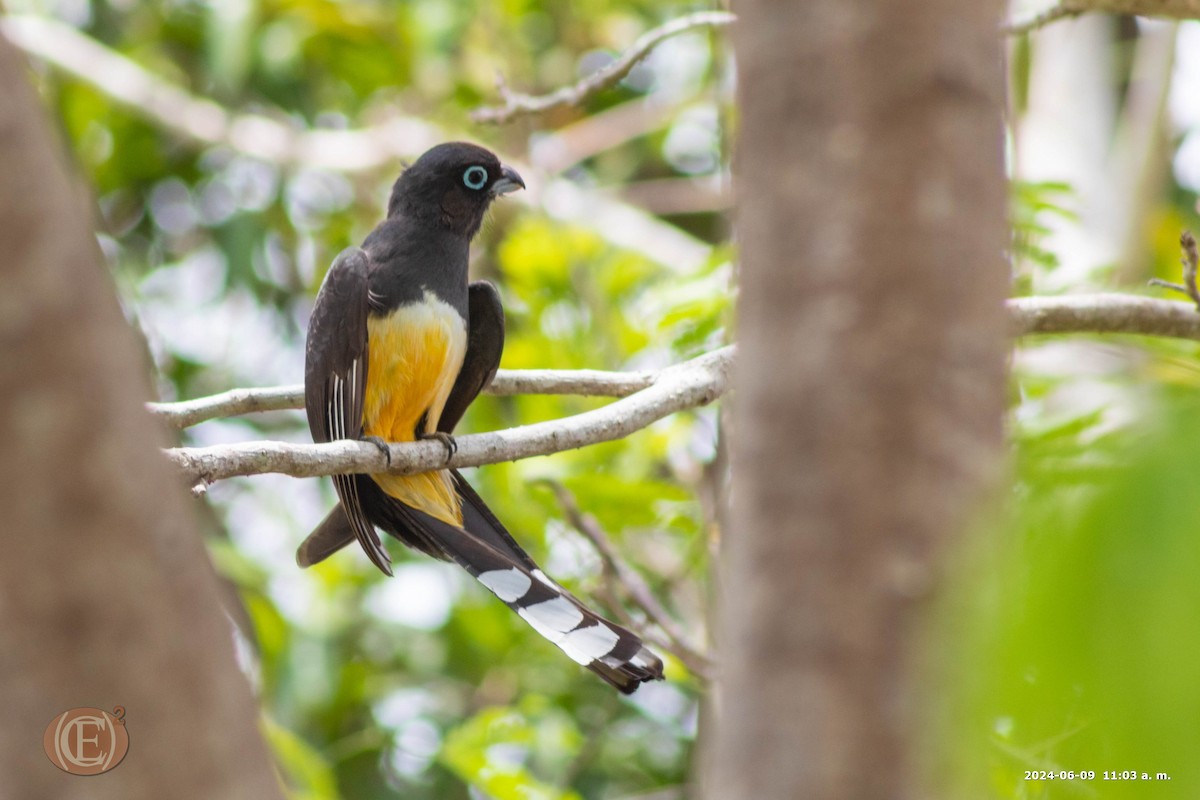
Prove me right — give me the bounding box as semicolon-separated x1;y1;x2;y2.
1024;770;1171;781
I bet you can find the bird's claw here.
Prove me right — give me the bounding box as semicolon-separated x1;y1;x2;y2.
418;431;458;463
361;435;392;467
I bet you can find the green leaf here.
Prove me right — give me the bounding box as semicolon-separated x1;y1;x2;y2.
261;715;341;800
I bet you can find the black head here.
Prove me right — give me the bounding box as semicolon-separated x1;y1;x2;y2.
387;142;525;238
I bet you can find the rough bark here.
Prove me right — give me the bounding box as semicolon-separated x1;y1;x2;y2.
0;37;282;799
706;1;1008;798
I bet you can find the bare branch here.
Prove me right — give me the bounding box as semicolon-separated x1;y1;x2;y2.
1004;0;1200;35
471;11;736;125
528;98;682;176
545;480;712;678
1147;230;1200;310
147;364;659;429
151;293;1200;430
488;364;655;398
1003;2;1086;35
1009;294;1200;339
164;347;733;485
149;386;305;429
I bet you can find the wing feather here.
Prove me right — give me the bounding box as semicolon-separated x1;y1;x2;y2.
438;281;504;434
304;247;392;575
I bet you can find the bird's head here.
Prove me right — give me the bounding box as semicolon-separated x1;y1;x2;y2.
387;142;525;238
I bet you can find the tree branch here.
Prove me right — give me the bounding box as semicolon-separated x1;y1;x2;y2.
1004;0;1200;35
1003;2;1087;35
471;11;736;125
147;364;660;429
165;347;733;485
1147;231;1200;310
544;480;713;679
151;293;1200;434
1010;293;1200;339
149;385;305;429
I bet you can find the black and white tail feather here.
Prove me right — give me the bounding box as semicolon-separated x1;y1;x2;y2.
391;496;664;693
299;475;664;693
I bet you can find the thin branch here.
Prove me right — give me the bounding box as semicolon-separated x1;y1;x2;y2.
1004;0;1200;35
528;97;682;176
164;347;733;485
544;480;712;678
149;385;306;429
152;293;1200;429
488;365;654;398
147;364;658;429
1147;230;1200;311
1010;293;1200;338
1003;2;1086;35
471;11;736;125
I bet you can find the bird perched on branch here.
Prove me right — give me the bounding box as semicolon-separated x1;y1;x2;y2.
299;142;663;692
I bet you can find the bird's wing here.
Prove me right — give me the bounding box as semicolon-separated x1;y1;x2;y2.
297;280;507;569
438;280;505;433
303;247;392;575
435;280;544;571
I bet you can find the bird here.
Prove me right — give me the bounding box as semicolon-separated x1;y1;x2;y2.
298;142;664;693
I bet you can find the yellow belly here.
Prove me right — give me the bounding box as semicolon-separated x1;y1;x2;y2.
364;294;467;526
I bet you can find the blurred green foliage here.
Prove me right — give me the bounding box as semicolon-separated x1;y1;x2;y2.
957;89;1200;793
1012;180;1077;293
946;381;1200;799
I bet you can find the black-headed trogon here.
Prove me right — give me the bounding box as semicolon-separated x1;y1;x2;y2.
300;142;663;693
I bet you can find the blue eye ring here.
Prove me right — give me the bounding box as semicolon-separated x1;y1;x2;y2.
463;165;488;190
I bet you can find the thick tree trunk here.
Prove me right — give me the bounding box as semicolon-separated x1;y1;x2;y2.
706;1;1008;798
0;37;282;799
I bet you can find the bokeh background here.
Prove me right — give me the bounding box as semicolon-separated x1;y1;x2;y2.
8;0;1200;796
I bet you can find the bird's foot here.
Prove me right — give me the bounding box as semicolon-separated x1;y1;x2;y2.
360;435;392;467
418;431;458;464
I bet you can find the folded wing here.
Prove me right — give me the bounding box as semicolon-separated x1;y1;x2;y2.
303;247;392;575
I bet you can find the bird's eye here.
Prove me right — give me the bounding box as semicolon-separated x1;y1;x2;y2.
463;166;488;190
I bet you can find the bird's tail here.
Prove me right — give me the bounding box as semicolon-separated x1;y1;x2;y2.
296;503;356;568
390;489;664;693
297;472;665;692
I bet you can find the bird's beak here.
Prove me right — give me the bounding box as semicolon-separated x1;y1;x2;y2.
490;165;525;196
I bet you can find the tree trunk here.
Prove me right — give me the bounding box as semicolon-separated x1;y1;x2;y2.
0;37;282;799
706;1;1008;798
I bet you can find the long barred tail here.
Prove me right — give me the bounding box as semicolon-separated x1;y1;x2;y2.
361;473;659;692
298;473;665;692
473;555;663;692
391;496;664;693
